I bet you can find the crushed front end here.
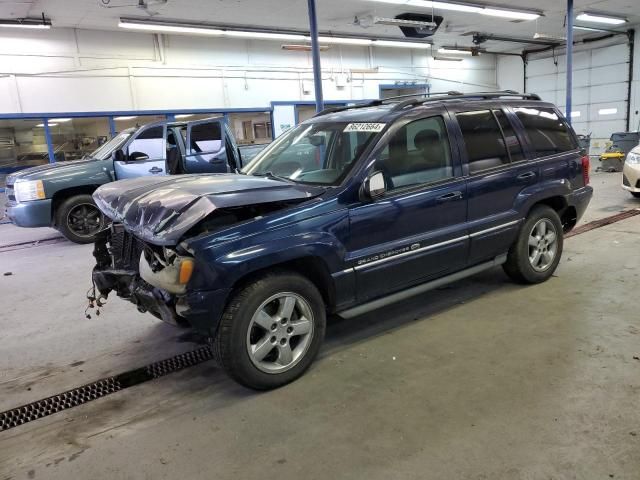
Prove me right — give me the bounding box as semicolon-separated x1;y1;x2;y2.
91;224;228;334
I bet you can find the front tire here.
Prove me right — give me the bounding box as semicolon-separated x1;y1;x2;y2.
631;192;640;199
214;271;326;390
503;205;563;284
55;194;105;244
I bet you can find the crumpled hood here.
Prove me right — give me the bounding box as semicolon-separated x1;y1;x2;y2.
93;174;325;246
8;158;102;183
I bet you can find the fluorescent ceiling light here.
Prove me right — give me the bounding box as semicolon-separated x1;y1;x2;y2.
598;108;617;115
570;111;580;118
576;13;627;25
367;1;540;19
318;36;372;45
433;56;463;62
481;8;539;20
114;116;137;121
224;30;306;41
374;40;431;49
36;123;58;127
50;118;72;122
573;25;609;33
0;19;51;29
438;47;472;55
119;20;224;36
174;114;193;119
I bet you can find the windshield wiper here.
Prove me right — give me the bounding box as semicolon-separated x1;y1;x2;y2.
252;171;296;183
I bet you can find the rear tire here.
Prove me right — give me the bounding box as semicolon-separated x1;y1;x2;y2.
55;194;105;244
214;271;326;390
503;205;563;284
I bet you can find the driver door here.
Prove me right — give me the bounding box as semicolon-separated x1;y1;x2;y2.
114;124;167;180
346;114;469;302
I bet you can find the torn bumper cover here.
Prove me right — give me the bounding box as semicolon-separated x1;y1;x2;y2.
91;226;229;333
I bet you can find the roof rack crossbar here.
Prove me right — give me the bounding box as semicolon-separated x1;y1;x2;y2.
313;90;541;117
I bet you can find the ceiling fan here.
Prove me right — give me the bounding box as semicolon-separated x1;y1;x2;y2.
99;0;168;17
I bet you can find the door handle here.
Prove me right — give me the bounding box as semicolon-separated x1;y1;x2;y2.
149;167;163;174
436;191;463;202
517;171;536;181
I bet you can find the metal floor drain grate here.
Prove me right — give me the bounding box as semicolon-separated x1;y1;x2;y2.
0;346;213;432
1;208;639;432
565;208;640;238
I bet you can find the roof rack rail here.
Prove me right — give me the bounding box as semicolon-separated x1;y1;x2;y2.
313;90;541;117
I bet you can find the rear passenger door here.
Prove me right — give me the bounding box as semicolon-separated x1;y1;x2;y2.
451;108;535;265
183;119;229;173
347;114;469;302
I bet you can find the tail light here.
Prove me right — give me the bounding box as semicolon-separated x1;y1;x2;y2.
581;155;590;185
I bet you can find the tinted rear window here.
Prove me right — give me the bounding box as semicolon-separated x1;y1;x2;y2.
514;107;577;156
456;110;510;174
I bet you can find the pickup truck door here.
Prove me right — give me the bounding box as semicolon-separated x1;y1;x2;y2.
347;113;469;302
113;124;167;180
183;119;230;173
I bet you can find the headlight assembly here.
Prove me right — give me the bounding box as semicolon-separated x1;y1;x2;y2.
626;152;640;165
14;180;45;202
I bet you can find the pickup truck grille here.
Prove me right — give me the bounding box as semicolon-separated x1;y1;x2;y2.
109;225;146;271
5;179;15;202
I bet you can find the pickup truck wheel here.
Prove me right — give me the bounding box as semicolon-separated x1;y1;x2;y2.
214;271;326;390
55;194;105;244
503;205;563;284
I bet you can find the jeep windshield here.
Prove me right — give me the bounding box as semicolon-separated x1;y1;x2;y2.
242;122;381;185
86;131;132;160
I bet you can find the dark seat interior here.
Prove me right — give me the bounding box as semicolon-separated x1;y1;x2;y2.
166;132;183;174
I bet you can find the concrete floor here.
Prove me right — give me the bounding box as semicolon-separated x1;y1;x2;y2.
1;172;639;479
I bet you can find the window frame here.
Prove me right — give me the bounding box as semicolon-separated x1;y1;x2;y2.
454;108;521;177
510;106;580;159
186;119;225;156
124;123;167;162
367;112;461;198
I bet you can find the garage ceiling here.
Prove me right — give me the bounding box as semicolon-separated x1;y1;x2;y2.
7;0;640;52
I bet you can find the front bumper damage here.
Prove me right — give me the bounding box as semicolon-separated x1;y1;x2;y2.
91;225;228;333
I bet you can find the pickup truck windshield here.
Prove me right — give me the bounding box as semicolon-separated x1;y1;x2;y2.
242;122;380;185
89;132;132;160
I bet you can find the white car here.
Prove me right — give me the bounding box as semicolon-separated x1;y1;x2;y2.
622;145;640;198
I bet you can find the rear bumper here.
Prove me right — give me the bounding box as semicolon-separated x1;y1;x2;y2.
4;199;52;227
566;185;593;224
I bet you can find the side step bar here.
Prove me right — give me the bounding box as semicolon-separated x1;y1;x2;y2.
337;254;507;319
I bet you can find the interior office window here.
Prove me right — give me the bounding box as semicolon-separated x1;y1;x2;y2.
376;116;453;190
493;110;525;162
0;120;49;174
48;117;111;162
456;110;510;174
128;126;164;160
190;122;222;153
514;107;577;157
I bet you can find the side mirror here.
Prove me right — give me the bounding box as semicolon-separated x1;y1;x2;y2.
128;151;149;162
113;149;126;163
361;171;387;201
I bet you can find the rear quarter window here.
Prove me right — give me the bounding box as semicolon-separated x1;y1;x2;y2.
514;107;577;157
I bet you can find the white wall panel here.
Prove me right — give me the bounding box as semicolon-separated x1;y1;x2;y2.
0;27;498;115
523;41;631;139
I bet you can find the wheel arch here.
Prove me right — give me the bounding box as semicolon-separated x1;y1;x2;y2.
51;185;102;225
229;255;337;312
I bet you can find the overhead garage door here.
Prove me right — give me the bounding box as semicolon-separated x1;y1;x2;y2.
526;41;630;143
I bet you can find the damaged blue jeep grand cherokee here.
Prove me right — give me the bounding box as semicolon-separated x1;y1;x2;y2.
91;91;593;389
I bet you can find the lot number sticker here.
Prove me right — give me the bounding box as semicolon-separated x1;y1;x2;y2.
344;123;386;133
